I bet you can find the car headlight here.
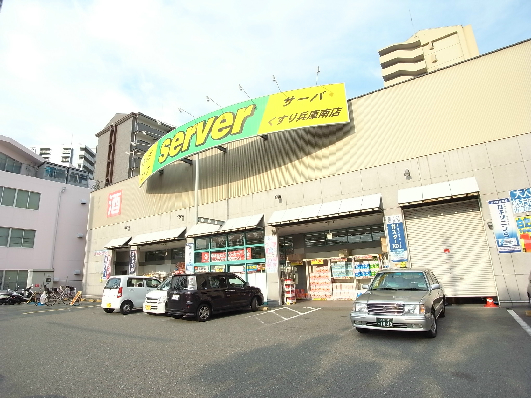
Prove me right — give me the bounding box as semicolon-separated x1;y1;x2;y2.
354;302;368;313
403;304;425;315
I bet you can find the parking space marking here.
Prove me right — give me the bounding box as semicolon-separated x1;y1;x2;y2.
22;305;97;315
249;306;321;325
507;309;531;337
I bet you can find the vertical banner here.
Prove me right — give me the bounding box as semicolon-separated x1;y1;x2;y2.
107;190;122;217
129;246;138;275
510;187;531;214
515;216;531;252
488;198;521;253
265;235;278;273
385;215;408;268
103;251;112;280
185;242;195;274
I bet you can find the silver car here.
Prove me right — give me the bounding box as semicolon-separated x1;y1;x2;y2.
527;270;531;305
350;268;445;338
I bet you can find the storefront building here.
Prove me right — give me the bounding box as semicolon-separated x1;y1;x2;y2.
83;38;531;306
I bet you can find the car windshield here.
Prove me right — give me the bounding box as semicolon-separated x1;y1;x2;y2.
371;272;428;291
157;278;172;291
104;278;121;289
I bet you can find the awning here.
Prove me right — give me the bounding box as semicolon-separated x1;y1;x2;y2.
398;177;479;205
129;227;186;246
219;214;264;233
267;194;382;226
103;236;132;249
185;223;221;237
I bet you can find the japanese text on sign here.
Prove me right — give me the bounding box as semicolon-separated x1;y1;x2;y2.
107;190;122;217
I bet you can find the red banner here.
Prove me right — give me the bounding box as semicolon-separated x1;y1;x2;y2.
201;248;251;262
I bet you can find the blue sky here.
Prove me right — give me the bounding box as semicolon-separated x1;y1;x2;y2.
0;0;530;150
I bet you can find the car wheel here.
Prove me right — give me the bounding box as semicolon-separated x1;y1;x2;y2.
528;293;530;306
103;308;114;313
120;301;133;315
196;303;211;322
426;312;437;338
250;296;259;312
439;301;446;318
356;327;369;334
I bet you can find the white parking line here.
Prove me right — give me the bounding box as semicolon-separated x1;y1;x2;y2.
507;310;531;337
249;306;321;325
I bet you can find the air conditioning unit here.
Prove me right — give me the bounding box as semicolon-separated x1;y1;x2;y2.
76;233;84;238
73;270;81;275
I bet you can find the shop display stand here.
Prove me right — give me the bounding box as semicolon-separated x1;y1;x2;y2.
330;258;356;300
353;254;380;298
309;264;332;300
283;279;296;305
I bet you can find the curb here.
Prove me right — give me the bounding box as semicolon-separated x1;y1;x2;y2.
81;298;102;303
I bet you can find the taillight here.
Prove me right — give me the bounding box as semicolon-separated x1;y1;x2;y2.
117;287;123;298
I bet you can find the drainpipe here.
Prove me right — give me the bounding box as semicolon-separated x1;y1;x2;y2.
50;187;67;278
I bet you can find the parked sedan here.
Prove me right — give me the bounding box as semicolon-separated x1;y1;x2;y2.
350;268;445;338
527;270;531;305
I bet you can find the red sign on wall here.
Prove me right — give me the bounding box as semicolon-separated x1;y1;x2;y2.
201;248;252;262
107;190;122;217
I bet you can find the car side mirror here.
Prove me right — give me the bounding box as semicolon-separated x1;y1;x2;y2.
361;284;369;289
244;282;249;287
430;283;440;290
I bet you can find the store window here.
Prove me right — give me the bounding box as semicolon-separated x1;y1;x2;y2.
171;247;185;262
145;250;166;262
279;235;294;262
227;232;244;247
305;224;385;247
193;229;265;276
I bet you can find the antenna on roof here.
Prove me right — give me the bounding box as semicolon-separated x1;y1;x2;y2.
409;9;415;33
206;96;221;108
239;84;256;105
272;75;288;97
315;66;320;86
178;108;196;118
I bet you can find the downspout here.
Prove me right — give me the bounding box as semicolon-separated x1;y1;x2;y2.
50;187;67;276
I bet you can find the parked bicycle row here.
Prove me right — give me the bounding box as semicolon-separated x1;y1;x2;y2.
0;285;82;306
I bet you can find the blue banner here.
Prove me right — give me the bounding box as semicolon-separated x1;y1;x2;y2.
488;198;521;253
510;187;531;214
386;215;408;265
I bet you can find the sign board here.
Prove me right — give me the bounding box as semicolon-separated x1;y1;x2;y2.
385;215;408;264
139;83;349;186
488;198;521;253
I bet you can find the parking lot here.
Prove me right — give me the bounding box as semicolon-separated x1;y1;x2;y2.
1;301;531;398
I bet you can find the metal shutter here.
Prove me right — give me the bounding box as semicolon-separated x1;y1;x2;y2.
403;200;497;297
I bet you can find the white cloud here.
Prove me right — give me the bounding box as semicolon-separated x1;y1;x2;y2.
0;0;529;151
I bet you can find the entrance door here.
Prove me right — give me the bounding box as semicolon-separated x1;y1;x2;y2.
403;199;497;297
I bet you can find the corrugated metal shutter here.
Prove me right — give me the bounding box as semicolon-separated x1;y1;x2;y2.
403;200;497;297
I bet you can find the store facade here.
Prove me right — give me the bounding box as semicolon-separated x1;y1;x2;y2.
83;39;531;306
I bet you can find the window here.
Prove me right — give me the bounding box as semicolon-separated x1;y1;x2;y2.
304;224;385;247
211;235;227;249
8;229;23;247
21;230;35;248
146;279;160;288
0;227;8;246
145;250;166;262
195;237;209;250
228;232;244;247
246;230;264;245
27;192;40;210
15;190;29;208
171;247;185;262
1;187;16;206
3;155;22;174
0;187;40;210
0;228;35;248
228;275;245;288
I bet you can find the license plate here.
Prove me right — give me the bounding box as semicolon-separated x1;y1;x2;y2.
172;294;180;300
145;305;151;311
106;303;111;308
376;318;393;328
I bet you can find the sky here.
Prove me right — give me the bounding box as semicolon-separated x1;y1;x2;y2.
0;0;530;151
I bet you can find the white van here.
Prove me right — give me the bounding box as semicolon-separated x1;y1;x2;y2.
143;277;171;315
101;275;161;315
